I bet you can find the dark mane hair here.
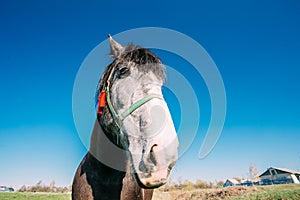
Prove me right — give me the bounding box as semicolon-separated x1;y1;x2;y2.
96;45;165;102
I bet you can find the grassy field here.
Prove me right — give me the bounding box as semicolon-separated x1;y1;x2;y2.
0;192;71;200
153;184;300;200
1;184;299;199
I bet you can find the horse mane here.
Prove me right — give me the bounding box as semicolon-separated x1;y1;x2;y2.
96;44;165;104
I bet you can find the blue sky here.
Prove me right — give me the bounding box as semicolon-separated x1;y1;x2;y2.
1;0;300;188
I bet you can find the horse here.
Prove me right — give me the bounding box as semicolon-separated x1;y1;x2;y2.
72;35;179;200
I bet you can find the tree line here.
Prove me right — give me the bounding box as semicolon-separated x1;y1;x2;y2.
18;180;71;193
160;179;225;191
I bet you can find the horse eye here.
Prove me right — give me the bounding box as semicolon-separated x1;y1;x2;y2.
118;67;130;78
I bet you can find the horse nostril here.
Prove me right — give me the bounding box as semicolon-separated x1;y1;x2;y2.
150;144;158;152
150;144;158;165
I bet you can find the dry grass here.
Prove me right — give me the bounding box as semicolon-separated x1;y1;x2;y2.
153;186;257;200
153;184;300;200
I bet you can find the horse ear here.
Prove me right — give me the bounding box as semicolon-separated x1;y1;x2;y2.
108;34;124;58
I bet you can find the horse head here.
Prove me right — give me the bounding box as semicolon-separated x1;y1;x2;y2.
96;35;179;188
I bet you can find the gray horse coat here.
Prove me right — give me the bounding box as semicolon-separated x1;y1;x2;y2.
72;35;178;200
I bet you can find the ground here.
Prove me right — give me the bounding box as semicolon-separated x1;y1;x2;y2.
152;184;300;200
0;184;299;200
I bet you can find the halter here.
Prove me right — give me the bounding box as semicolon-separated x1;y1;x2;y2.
97;66;164;134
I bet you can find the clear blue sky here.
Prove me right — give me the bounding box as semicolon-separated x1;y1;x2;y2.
1;0;300;188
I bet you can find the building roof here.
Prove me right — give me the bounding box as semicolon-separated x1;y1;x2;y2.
259;167;300;177
225;178;240;184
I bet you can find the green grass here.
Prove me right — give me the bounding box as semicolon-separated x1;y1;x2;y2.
0;192;71;200
233;184;300;200
235;190;300;200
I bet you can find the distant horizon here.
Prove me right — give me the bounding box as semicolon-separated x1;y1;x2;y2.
3;164;300;190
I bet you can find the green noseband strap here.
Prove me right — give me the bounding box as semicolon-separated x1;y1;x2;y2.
120;94;163;121
105;86;163;128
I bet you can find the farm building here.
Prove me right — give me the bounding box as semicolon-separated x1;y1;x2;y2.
223;179;240;187
259;167;300;185
223;167;300;187
0;186;14;192
223;178;260;187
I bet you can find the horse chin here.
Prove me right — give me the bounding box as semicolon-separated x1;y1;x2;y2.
133;168;170;189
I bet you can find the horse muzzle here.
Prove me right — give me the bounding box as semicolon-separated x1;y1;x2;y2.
131;140;178;188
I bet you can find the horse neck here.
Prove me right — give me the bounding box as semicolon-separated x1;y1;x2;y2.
89;120;153;200
90;119;128;172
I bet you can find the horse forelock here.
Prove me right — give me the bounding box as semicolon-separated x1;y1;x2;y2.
96;44;165;104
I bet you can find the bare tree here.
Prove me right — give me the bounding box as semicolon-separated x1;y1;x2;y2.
249;164;259;179
18;185;27;192
50;180;56;192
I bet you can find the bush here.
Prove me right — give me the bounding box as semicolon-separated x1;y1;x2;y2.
160;179;220;191
18;181;71;193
